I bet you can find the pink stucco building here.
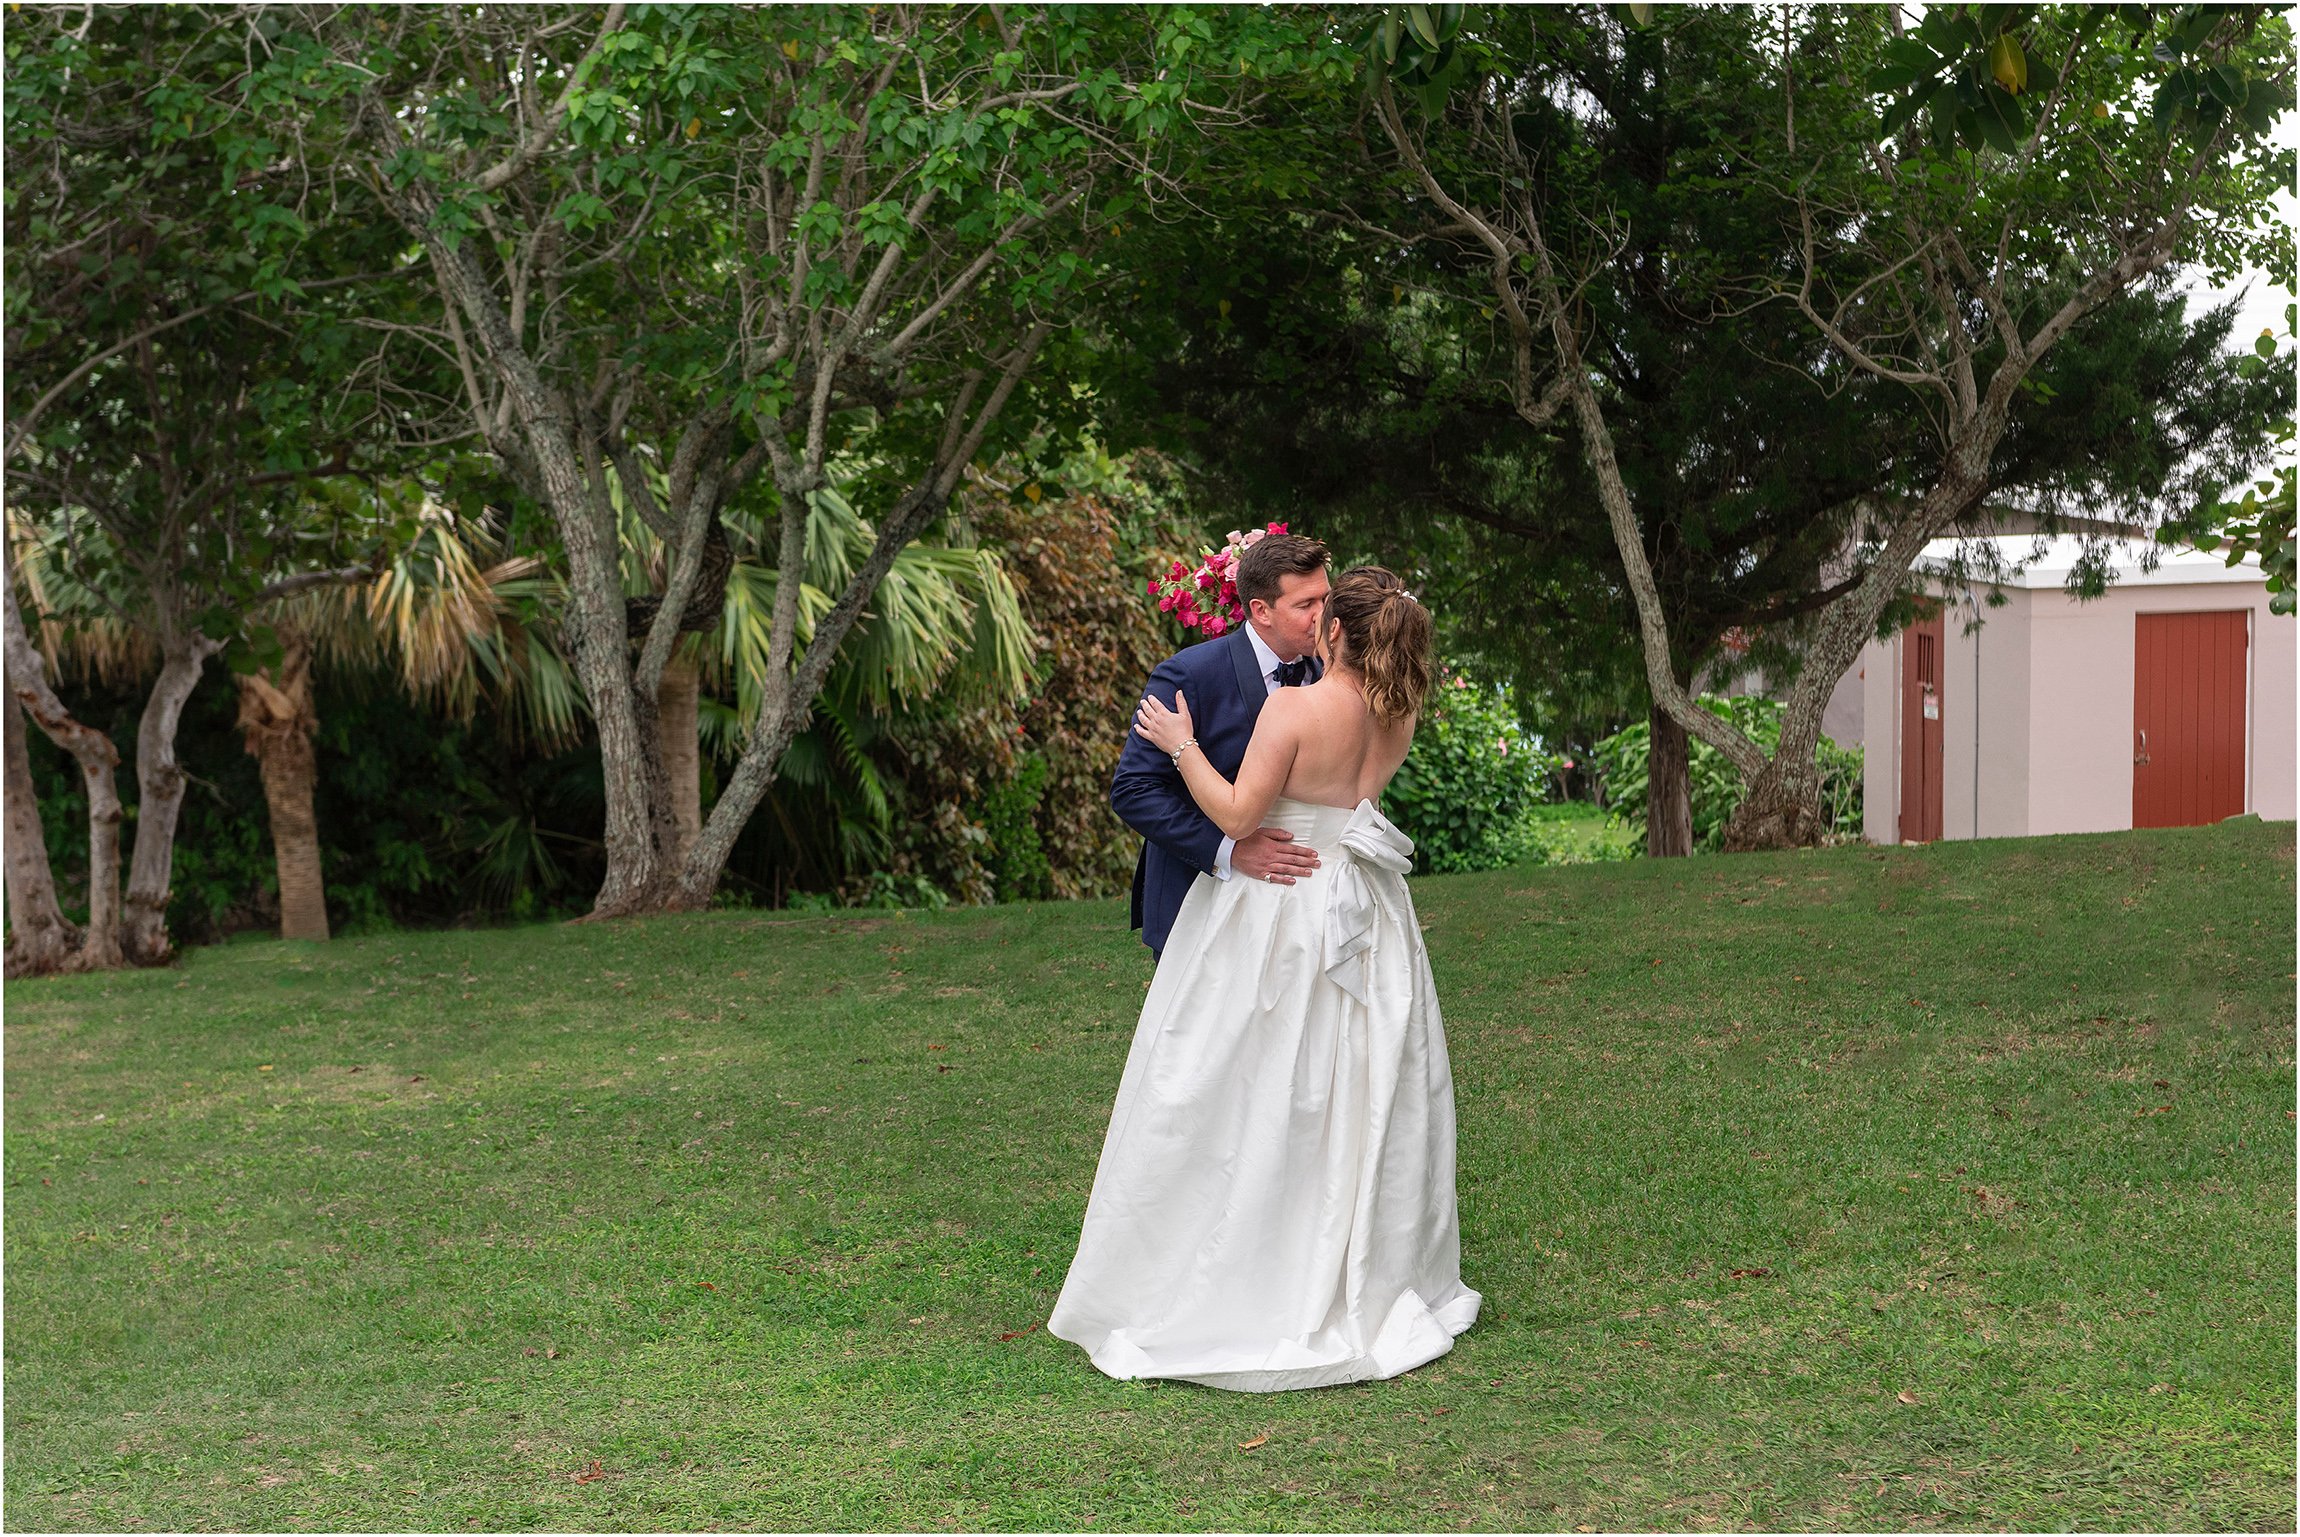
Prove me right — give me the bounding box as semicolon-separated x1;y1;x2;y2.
1859;536;2297;844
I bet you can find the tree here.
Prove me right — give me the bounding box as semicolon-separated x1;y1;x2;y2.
250;4;1325;917
3;8;435;967
1101;8;2278;854
3;541;125;974
1367;2;2293;849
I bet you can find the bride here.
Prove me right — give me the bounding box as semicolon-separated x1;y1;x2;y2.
1048;565;1480;1392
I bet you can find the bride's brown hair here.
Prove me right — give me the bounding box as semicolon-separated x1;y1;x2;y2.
1323;566;1431;725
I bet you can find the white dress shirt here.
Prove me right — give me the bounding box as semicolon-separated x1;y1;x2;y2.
1213;623;1300;880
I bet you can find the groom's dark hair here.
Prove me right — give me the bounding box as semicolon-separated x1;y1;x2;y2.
1236;534;1330;609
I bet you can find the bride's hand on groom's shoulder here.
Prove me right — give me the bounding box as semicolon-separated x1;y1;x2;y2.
1134;689;1194;754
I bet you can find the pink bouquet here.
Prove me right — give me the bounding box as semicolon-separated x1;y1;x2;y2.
1147;522;1289;638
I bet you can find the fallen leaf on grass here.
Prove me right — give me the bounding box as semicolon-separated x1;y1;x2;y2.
1237;1433;1269;1451
2148;1382;2175;1394
698;1281;716;1291
1429;1406;1452;1416
572;1460;606;1483
2135;1105;2172;1116
997;1323;1040;1342
927;1043;946;1051
1896;1390;1917;1405
1729;1267;1771;1279
2153;1079;2170;1088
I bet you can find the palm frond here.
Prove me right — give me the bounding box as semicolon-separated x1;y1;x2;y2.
7;509;157;686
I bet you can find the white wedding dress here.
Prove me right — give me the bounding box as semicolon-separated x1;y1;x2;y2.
1049;796;1480;1392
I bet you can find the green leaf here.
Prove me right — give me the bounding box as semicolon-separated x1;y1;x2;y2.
2152;79;2188;137
1977;86;2027;153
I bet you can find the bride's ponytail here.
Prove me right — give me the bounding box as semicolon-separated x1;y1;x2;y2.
1323;566;1432;725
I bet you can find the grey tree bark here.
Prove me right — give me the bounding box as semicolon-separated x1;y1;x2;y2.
4;696;82;974
3;559;125;972
120;636;217;964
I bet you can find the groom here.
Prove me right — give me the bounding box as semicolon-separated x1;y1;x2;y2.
1112;534;1331;958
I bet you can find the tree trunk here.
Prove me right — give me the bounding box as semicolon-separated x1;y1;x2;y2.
1722;757;1827;852
1646;704;1694;858
4;562;126;972
236;639;329;941
4;695;82;975
657;651;702;865
120;639;214;965
1721;458;1996;851
410;209;671;917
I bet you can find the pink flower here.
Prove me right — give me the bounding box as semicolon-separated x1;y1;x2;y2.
1206;614;1227;635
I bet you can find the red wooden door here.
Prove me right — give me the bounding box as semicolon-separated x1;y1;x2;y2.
1899;610;1944;843
2133;610;2249;828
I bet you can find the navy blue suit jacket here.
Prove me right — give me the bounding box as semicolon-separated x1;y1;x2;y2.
1111;626;1318;956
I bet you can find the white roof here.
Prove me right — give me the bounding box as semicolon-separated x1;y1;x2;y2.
1915;533;2266;590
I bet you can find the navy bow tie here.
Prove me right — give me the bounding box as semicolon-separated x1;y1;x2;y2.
1273;657;1313;688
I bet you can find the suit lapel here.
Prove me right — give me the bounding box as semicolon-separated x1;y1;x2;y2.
1227;625;1266;716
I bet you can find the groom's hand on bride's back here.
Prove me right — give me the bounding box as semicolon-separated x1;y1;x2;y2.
1232;827;1320;885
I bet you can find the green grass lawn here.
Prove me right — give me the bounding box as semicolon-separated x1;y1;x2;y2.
5;821;2293;1532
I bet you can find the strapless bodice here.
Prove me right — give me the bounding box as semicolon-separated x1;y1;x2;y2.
1252;797;1418;1006
1259;795;1374;843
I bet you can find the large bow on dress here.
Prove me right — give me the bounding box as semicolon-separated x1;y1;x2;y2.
1323;800;1416;1004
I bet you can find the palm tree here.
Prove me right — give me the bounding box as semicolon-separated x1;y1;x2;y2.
618;470;1033;889
249;500;577;938
10;497;571;942
12;471;1033;941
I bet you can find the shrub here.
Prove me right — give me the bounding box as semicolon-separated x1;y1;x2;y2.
1591;695;1863;853
977;750;1052;901
1385;668;1560;874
